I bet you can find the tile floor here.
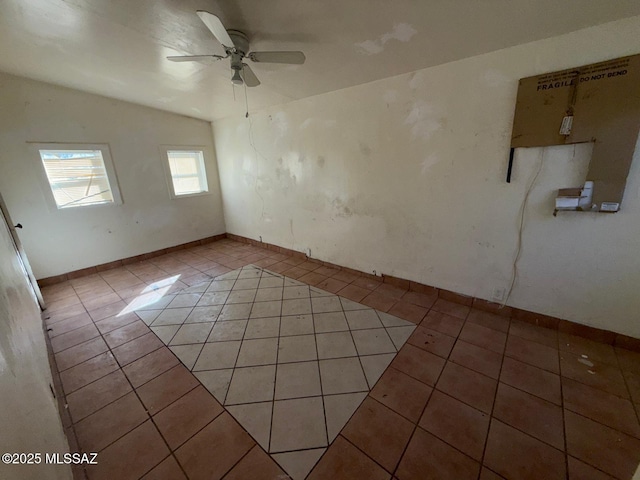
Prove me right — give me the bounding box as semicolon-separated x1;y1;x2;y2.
42;238;640;480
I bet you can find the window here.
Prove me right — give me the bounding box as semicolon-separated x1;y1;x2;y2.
165;149;209;197
37;145;122;209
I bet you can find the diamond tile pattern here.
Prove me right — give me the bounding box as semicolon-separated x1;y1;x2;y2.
44;239;640;480
135;264;414;478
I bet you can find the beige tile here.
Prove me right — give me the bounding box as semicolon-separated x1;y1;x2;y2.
360;353;396;388
244;317;280;339
320;357;369;395
272;449;326;480
208;320;247;341
313;311;349;333
225;365;276;405
351;328;396;355
275;361;322;399
151;307;191;326
193;341;241;371
281;298;312;316
226;402;272;450
193;369;233;403
278;334;318;363
345;310;384;330
169;323;213;345
236;338;279;367
280;314;314;336
316;331;358;359
270;396;328;452
170;344;204;370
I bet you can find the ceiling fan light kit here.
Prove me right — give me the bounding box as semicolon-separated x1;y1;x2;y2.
167;11;306;88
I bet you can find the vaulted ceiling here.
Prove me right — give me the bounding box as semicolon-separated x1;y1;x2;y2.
1;0;639;121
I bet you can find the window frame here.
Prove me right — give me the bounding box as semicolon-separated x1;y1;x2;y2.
161;146;211;199
34;142;123;211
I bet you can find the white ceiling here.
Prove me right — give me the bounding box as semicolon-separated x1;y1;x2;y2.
1;0;639;121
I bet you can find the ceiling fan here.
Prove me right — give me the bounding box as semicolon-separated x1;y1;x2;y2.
168;11;306;87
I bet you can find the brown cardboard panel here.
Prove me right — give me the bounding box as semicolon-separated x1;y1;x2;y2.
510;54;640;211
511;68;577;148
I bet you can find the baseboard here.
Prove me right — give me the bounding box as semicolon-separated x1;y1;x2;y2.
37;231;640;351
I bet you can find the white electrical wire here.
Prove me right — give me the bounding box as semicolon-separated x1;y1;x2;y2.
501;148;546;308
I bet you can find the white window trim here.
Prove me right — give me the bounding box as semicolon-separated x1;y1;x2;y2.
160;145;211;199
32;142;123;211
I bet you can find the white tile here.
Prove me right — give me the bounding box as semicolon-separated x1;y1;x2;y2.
351;328;396;355
316;332;358;359
345;309;384;330
319;357;368;395
225;365;276;405
215;270;240;281
236;338;278;367
283;286;310;300
227;402;272;451
277;335;317;363
233;278;260;290
378;311;415;327
270;397;327;452
340;297;369;311
134;294;175;311
284;277;304;287
197;291;229;306
184;305;221;323
280;314;314;336
244;317;280;339
206;279;235;291
193;369;233;403
193;341;241;371
218;303;252;321
207;320;247;342
359;353;395;388
170;344;204;370
136;310;161;325
386;325;416;349
282;298;312;316
323;392;368;442
259;276;284;288
313;312;349;333
272;448;326;480
250;301;282;318
254;287;283;302
311;296;343;313
167;293;202;308
310;287;333;298
226;289;257;304
275;361;321;400
237;268;261;279
151;307;192;326
150;325;179;344
183;282;210;293
169;323;213;345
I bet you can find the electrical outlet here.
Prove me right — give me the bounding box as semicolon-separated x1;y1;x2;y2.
492;288;506;302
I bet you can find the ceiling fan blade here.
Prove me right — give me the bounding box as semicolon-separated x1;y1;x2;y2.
241;64;261;87
196;11;234;49
167;55;224;64
248;51;306;65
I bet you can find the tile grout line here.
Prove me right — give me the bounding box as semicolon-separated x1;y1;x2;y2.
308;286;331;474
476;313;511;480
67;280;194;479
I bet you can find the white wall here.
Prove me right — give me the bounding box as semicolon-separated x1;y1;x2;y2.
0;73;226;279
213;16;640;337
0;210;72;480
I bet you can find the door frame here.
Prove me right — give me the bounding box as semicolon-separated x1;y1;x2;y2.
0;191;45;309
